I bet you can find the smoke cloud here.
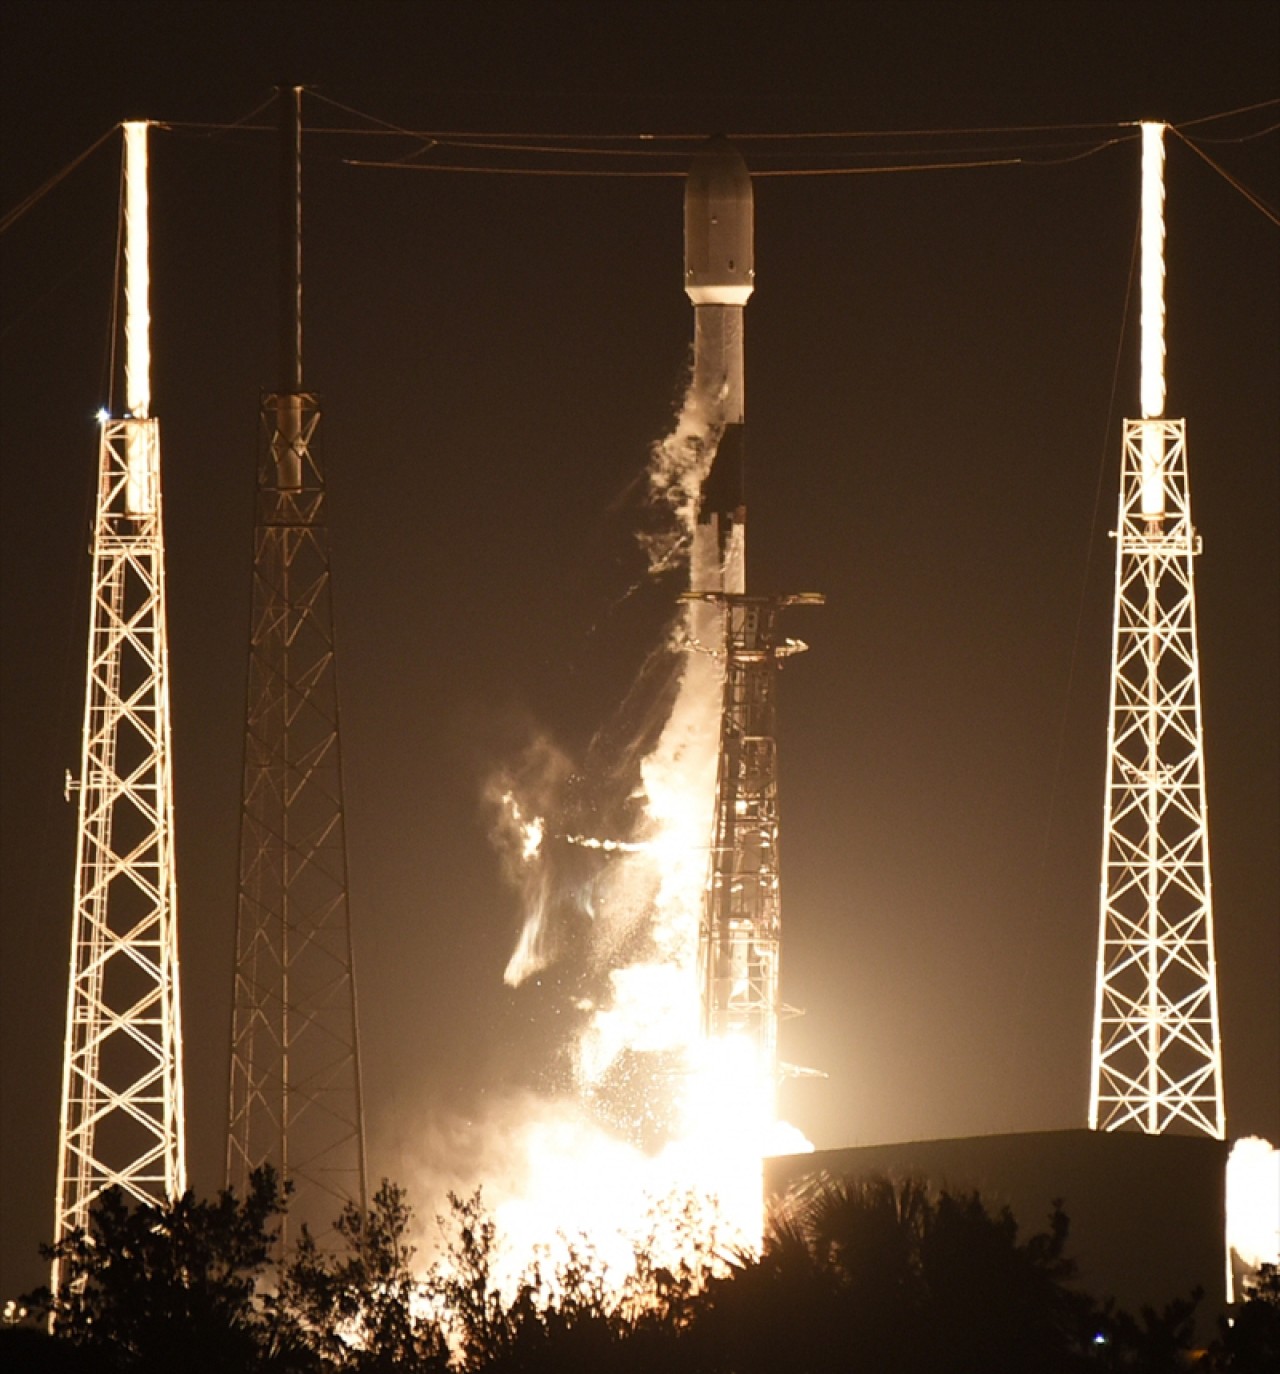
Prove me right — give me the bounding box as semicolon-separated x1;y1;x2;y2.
486;736;572;987
640;364;718;574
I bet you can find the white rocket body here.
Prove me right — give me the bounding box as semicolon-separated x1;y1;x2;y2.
684;138;754;602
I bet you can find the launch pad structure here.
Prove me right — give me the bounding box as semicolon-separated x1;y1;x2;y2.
226;88;368;1238
694;592;822;1078
38;99;1251;1327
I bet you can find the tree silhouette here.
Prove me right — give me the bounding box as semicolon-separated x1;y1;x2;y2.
687;1174;1115;1374
8;1167;1214;1373
280;1180;449;1372
23;1166;295;1372
1209;1263;1280;1373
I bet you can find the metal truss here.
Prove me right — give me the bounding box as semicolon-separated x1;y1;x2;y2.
54;416;186;1288
227;393;368;1239
1089;417;1225;1138
696;593;821;1075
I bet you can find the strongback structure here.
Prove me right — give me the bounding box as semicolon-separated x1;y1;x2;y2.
226;88;368;1236
696;594;822;1082
1088;123;1225;1139
54;121;186;1293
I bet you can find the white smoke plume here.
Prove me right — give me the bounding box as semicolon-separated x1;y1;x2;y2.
641;365;718;573
486;737;572;987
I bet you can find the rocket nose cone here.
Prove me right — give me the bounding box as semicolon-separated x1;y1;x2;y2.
686;135;753;208
684;136;754;306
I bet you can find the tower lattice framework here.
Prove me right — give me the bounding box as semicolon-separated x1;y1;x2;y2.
226;88;368;1236
54;123;186;1294
696;593;821;1080
1088;123;1224;1139
1089;418;1224;1136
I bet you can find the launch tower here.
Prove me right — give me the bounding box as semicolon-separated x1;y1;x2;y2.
696;593;821;1080
226;88;369;1234
1088;123;1225;1138
53;121;186;1293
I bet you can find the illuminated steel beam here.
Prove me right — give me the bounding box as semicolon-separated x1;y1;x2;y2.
1088;123;1225;1139
53;121;186;1298
226;87;368;1239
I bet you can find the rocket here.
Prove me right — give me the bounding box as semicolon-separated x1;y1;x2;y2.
684;136;754;598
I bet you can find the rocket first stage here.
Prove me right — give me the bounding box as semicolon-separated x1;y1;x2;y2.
685;136;754;599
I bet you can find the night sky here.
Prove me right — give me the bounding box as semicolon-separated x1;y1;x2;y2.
2;1;1276;1299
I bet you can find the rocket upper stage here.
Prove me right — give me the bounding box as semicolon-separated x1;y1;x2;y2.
684;137;751;592
685;137;755;307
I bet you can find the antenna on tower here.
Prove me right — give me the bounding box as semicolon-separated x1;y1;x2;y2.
226;85;369;1238
53;119;186;1298
1088;122;1225;1139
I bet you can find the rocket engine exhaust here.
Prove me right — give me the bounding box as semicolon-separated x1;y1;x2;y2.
469;135;780;1293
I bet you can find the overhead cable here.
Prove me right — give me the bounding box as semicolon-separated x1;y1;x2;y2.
1170;127;1280;227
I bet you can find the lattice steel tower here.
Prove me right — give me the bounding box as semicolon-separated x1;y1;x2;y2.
1088;123;1225;1138
227;88;368;1234
53;122;186;1292
696;593;822;1090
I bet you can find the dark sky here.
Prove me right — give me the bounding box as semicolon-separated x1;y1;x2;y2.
2;1;1276;1298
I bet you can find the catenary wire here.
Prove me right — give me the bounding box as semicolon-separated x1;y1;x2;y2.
1169;128;1280;227
0;125;117;235
344;156;1028;177
1176;96;1280;128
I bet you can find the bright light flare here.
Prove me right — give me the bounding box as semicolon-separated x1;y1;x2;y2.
120;122;156;518
1138;122;1167;519
499;790;544;862
1227;1136;1280;1272
123;122;150;421
1140;122;1165;420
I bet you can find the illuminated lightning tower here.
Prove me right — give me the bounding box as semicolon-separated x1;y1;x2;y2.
226;88;368;1235
1088;123;1225;1138
53;121;186;1292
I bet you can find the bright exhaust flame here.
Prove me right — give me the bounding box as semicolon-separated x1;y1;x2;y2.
440;376;807;1294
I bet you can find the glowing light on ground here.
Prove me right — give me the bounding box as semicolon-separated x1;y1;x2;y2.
1227;1136;1280;1274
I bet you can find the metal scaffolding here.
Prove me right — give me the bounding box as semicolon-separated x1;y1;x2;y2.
226;88;368;1237
695;593;821;1077
1089;415;1224;1136
1088;124;1224;1139
53;122;186;1295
